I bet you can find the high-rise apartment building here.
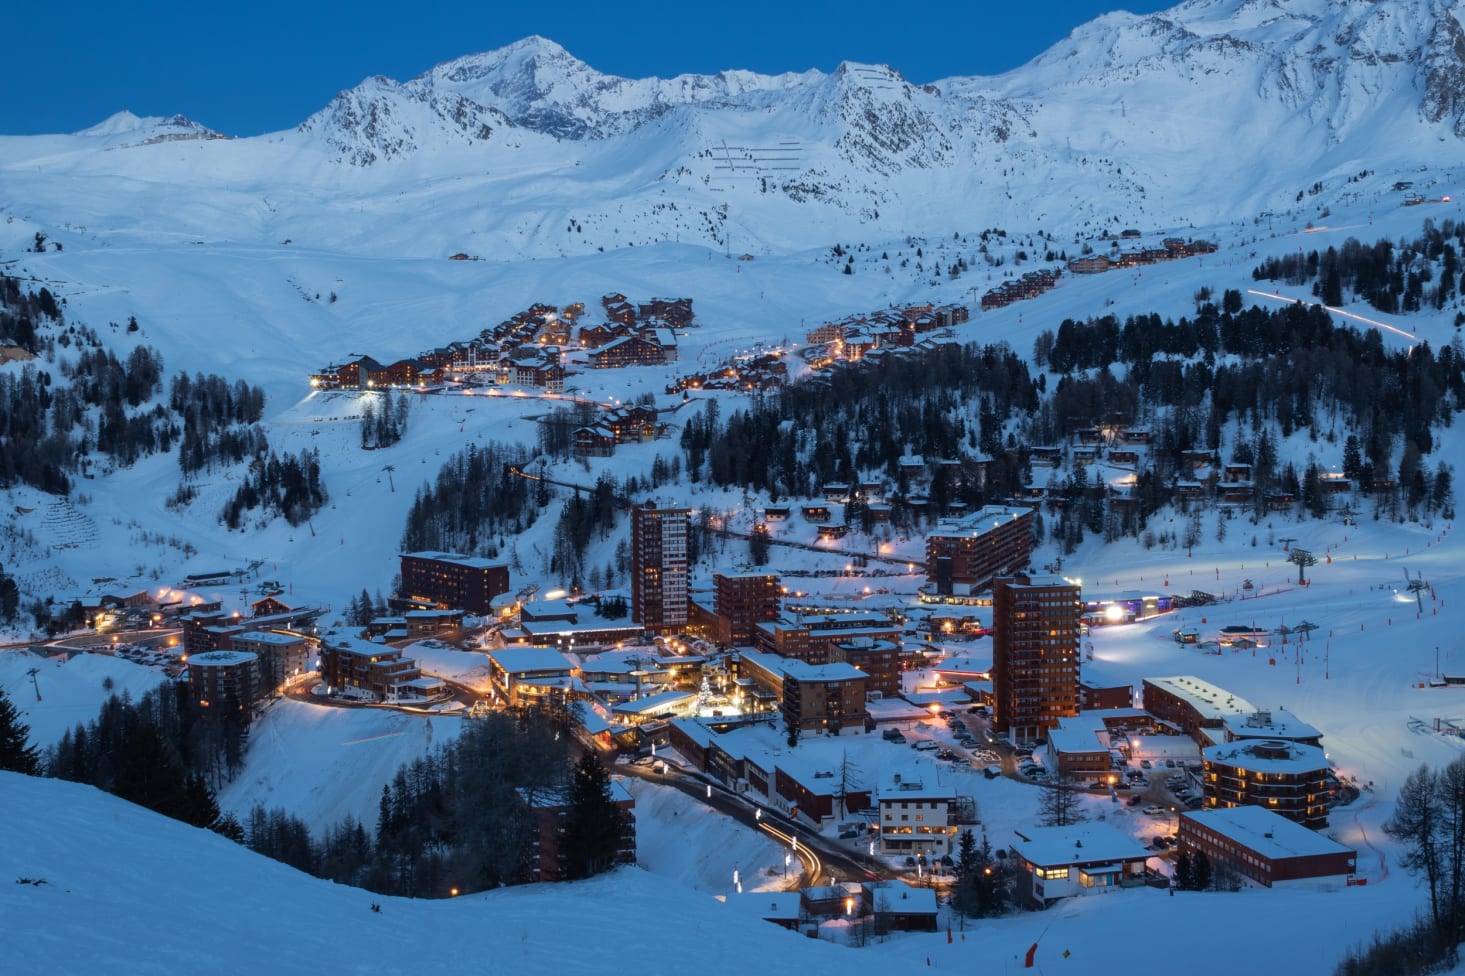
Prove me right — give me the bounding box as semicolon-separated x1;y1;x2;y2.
630;501;690;633
992;573;1081;744
712;571;781;645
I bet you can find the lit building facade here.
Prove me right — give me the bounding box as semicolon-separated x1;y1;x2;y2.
186;650;259;721
1202;738;1332;829
712;572;781;646
924;506;1036;597
781;659;869;735
1179;806;1356;887
876;772;959;858
630;501;689;634
399;551;510;615
992;573;1081;744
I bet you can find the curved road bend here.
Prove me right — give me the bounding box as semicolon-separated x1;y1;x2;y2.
616;760;894;887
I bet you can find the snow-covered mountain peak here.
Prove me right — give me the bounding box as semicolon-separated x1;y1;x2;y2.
433;34;584;84
294;69;517;166
76;110;151;135
74;110;219;143
412;37;822;140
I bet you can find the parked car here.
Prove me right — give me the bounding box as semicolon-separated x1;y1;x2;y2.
984;765;1003;779
1143;805;1166;815
1126;794;1144;806
1140;759;1153;769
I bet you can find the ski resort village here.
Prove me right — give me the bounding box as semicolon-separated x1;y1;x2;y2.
9;1;1465;973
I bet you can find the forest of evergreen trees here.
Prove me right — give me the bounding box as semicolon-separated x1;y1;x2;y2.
550;473;624;589
46;684;245;830
679;342;1036;504
1032;300;1460;527
240;710;627;897
361;392;411;450
1333;755;1465;974
0;272;275;496
399;441;540;557
172;371;268;475
220;448;328;529
1253;219;1464;315
24;681;628;899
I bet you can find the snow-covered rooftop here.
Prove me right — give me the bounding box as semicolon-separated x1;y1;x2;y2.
1222;709;1323;743
188;650;258;666
1203;739;1329;774
1182;806;1354;862
232;630;304;645
1145;675;1256;722
486;647;574;674
1010;823;1151;866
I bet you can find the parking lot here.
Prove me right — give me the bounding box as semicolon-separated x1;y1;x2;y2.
894;706;1008;771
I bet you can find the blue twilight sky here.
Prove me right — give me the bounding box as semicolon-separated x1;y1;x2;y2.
6;0;1177;137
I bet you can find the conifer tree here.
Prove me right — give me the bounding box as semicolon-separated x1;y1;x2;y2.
1192;849;1212;891
1174;849;1194;890
114;722;191;822
560;754;629;880
0;686;41;775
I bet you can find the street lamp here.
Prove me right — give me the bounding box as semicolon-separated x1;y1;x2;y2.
785;851;792;878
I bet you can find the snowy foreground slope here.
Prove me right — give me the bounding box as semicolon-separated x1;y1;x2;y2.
0;767;1448;975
